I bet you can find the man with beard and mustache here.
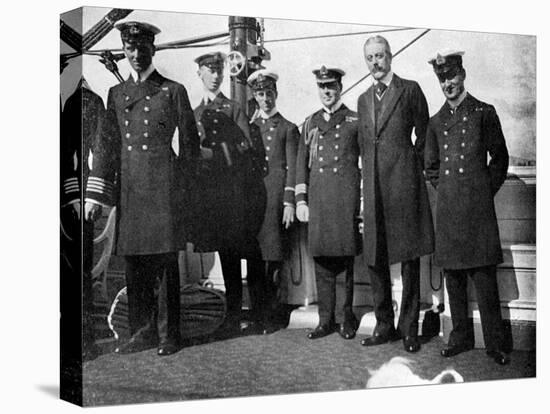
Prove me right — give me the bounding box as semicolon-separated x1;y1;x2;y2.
191;52;268;337
357;35;434;353
84;22;200;356
425;49;511;365
296;66;361;340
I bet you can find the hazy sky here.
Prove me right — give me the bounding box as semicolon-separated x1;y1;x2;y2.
61;7;536;161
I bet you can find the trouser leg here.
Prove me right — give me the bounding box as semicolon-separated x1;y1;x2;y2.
343;258;356;322
125;256;153;336
266;261;282;315
156;252;181;345
471;265;508;352
444;268;474;347
368;261;394;336
398;257;420;338
246;256;266;322
314;257;337;326
369;183;394;335
82;220;95;349
219;250;243;323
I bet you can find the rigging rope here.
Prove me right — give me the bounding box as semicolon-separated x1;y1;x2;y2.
264;26;413;44
64;25;431;114
67;26;414;57
296;28;431;128
342;28;431;97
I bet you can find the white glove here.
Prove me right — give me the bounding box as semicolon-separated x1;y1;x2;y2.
84;201;102;222
296;203;309;223
282;205;295;229
200;146;213;160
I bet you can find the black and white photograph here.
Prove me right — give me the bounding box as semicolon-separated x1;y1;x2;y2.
3;0;547;412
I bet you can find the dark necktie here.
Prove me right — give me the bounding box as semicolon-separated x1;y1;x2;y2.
375;82;387;100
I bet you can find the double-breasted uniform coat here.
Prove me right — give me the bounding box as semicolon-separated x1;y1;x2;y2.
191;92;267;257
425;92;510;353
61;81;105;358
357;74;434;339
86;70;200;255
296;105;362;257
425;93;508;269
61;82;105;208
253;112;299;261
192;92;268;323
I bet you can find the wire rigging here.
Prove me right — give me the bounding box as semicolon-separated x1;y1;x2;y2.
341;28;431;97
264;26;413;44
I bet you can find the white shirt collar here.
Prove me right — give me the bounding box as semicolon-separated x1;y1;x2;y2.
448;89;468;110
259;107;278;119
129;64;155;83
203;89;221;105
374;71;394;87
323;99;343;115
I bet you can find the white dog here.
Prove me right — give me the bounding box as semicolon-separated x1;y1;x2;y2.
366;357;464;388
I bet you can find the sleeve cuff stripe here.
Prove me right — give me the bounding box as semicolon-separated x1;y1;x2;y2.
296;183;307;192
87;189;113;197
86;183;111;191
87;182;114;191
88;176;110;184
87;177;114;188
284;186;295;192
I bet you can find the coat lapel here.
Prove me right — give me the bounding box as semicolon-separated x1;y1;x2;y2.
443;93;475;131
123;71;164;109
366;87;376;134
328;105;348;129
376;75;405;136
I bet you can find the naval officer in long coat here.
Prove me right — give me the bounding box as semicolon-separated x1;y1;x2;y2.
61;79;105;361
192;52;268;335
247;69;299;332
425;49;510;365
84;22;200;356
358;35;434;353
296;66;362;340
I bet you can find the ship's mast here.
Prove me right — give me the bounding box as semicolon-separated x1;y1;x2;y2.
228;16;259;116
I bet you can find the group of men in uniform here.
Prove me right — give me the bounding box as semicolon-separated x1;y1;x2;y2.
62;21;511;365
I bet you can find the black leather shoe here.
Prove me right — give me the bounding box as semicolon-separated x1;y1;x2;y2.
403;336;420;353
486;350;511;365
157;342;179;356
240;320;277;335
307;324;335;339
259;322;277;335
83;343;101;361
115;335;157;354
339;319;358;340
360;331;397;347
440;343;474;358
215;318;241;339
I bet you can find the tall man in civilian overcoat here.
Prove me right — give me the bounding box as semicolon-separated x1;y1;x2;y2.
358;36;434;353
425;49;510;365
84;22;200;356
